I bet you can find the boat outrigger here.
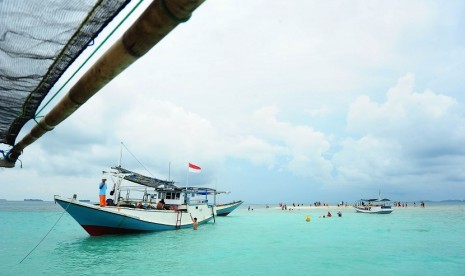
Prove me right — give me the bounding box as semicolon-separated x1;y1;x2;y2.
354;198;393;214
1;0;206;168
55;166;217;236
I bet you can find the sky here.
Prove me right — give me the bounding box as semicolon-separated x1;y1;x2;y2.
1;0;465;204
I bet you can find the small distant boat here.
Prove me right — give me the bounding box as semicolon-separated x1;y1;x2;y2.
55;166;217;236
216;201;243;216
24;199;43;202
354;198;393;214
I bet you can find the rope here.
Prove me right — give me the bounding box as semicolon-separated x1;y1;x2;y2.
35;0;145;116
32;117;54;131
19;201;71;264
1;148;22;166
121;142;155;177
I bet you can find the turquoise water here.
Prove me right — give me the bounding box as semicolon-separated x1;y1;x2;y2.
1;201;464;275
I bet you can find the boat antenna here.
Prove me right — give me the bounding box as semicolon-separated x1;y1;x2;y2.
119;141;123;167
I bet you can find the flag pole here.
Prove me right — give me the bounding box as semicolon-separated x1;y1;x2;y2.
185;163;189;204
186;164;189;187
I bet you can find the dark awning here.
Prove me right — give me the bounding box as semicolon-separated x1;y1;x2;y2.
111;166;176;188
0;0;131;146
360;198;390;202
377;198;391;202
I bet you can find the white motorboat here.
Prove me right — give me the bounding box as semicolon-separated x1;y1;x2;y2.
354;198;393;214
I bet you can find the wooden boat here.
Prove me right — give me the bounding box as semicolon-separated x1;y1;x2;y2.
216;200;243;216
55;166;217;236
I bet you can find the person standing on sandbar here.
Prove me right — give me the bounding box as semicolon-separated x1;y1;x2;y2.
99;176;107;207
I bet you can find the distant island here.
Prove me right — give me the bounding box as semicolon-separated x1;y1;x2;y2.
0;199;6;202
24;199;43;202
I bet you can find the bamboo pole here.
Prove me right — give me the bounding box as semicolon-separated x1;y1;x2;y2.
4;0;205;166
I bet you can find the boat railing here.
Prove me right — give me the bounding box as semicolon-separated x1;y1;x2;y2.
118;185;147;192
116;186;150;203
189;199;208;205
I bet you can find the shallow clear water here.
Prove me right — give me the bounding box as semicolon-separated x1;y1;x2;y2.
1;201;464;275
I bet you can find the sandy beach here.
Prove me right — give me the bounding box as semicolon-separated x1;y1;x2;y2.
272;205;353;210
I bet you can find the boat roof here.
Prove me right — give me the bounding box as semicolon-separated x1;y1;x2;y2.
184;187;217;195
360;198;391;202
111;166;176;188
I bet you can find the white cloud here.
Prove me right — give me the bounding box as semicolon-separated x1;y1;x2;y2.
348;74;463;147
334;73;465;195
249;106;332;178
305;106;330;118
229;135;284;167
333;135;401;183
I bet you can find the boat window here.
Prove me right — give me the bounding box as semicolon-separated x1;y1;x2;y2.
166;193;172;199
175;193;180;199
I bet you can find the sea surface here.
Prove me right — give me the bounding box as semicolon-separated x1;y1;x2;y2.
1;201;464;275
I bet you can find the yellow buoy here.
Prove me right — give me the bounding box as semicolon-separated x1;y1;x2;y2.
306;215;310;222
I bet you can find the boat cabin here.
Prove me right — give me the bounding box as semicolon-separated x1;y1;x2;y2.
106;166;216;210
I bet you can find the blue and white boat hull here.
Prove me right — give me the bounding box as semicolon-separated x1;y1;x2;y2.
55;195;214;236
354;206;393;214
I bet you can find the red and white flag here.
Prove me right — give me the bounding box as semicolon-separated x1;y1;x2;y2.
188;163;201;173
